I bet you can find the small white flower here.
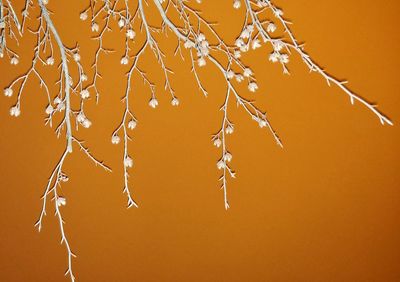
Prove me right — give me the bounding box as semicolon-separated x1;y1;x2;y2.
223;152;232;162
235;38;245;47
4;88;13;97
233;0;241;9
269;52;279;63
118;18;125;28
234;50;241;59
80;12;88;21
91;22;99;32
82;118;92;128
81;74;88;82
56;197;66;207
73;53;81;62
57;102;65;112
124;156;133;168
10;57;19;65
184;40;195;49
46;57;54;65
54;97;62;104
273;40;284;52
42;0;49;5
258;119;267;128
279;54;289;64
126;29;135;40
240;29;250;39
243;68;252;77
235;74;244;82
225;125;234;134
197;57;206;67
120;56;129;65
128;120;137;130
197;33;206;42
226;70;235;80
45;104;54;115
80;89;90;99
0;51;4;58
77;112;85;123
0;21;5;29
213;138;222;148
248;82;258;92
252;39;261;50
274;9;283;17
267;23;277;33
149;98;158;108
10;106;20;117
217;160;226;170
111;135;120;144
240;45;249;53
171;97;180;106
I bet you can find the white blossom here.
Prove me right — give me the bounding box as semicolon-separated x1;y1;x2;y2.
81;74;88;81
0;21;5;29
252;39;261;50
128;120;137;130
46;57;54;65
118;18;125;28
267;23;277;33
42;0;49;5
184;40;195;49
73;53;81;62
82;118;92;128
225;125;234;134
243;68;252;77
80;12;88;21
217;160;226;170
124;156;133;168
274;9;283;17
126;29;135;40
80;89;90;99
54;97;62;104
91;22;99;32
197;57;206;67
248;82;258;92
273;40;284;52
226;70;235;79
279;54;289;64
111;135;120;144
234;50;241;59
223;152;232;162
235;38;245;48
120;56;129;65
4;88;13;97
213;138;222;148
171;97;180;106
56;197;66;207
269;52;279;63
149;98;158;108
45;104;54;115
10;57;19;65
233;0;241;9
235;74;244;82
9;106;20;117
77;112;86;123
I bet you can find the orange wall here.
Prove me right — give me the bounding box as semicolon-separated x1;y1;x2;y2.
0;0;399;281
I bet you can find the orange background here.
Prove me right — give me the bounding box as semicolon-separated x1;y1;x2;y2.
0;0;399;281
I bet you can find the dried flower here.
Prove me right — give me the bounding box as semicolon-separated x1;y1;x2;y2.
279;54;289;64
120;56;129;65
225;125;234;134
243;68;252;77
223;152;232;162
126;29;135;40
197;57;206;67
226;70;235;80
252;39;261;50
267;23;277;33
82;118;92;128
91;22;99;32
81;74;88;82
217;160;226;170
118;18;125;28
184;40;195;49
213;138;222;148
269;52;279;63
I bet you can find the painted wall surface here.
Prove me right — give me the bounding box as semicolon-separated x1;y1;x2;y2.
0;0;399;281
